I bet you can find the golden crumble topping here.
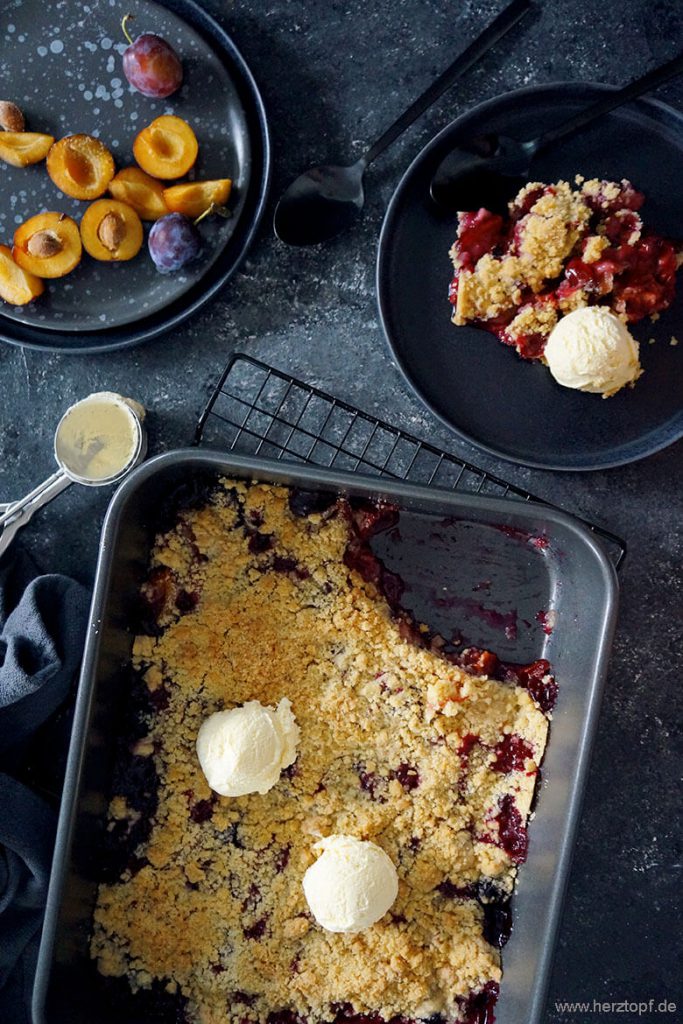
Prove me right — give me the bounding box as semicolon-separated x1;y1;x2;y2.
451;253;524;324
581;235;609;264
515;181;591;287
505;301;558;348
580;177;622;207
448;175;682;362
450;180;592;329
91;481;550;1024
557;288;588;315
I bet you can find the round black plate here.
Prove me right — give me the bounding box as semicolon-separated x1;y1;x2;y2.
377;83;683;471
0;0;269;353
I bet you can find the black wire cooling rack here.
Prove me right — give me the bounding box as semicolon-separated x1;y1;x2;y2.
195;353;627;568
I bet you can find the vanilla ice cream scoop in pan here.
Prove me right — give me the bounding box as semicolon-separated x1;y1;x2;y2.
303;835;399;933
0;392;146;557
196;699;300;797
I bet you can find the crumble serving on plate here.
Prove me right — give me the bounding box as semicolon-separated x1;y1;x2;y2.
90;479;554;1024
448;176;681;360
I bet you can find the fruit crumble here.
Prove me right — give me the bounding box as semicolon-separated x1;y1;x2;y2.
449;176;681;359
90;479;555;1024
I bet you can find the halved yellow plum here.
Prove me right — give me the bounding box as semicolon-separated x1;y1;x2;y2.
133;115;198;179
0;244;45;304
80;199;143;262
163;178;232;218
13;212;82;279
47;134;115;200
109;167;169;220
0;132;54;167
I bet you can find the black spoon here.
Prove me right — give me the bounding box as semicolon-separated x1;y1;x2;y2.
430;49;683;213
273;0;533;246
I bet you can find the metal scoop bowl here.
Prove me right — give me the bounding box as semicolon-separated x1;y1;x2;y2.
0;393;147;558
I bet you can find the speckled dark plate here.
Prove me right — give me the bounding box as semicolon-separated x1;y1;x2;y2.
0;0;269;352
377;83;683;471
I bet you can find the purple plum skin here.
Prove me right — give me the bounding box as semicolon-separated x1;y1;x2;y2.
148;214;201;274
122;33;183;99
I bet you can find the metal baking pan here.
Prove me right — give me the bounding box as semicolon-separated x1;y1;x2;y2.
33;450;619;1024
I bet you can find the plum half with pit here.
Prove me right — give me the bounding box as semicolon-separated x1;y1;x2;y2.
148;213;201;273
121;15;183;99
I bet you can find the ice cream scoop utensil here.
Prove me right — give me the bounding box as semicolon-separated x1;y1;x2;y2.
273;0;532;245
430;48;683;211
0;471;75;558
0;394;146;554
0;502;34;558
0;473;74;535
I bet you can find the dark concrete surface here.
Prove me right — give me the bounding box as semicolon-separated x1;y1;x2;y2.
1;1;681;1021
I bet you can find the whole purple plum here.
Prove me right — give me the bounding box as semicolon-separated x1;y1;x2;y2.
121;16;183;98
148;213;201;273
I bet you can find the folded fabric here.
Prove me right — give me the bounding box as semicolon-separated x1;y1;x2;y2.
0;550;90;750
0;548;90;1024
0;778;58;1020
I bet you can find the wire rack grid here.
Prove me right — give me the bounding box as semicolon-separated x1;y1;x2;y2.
195;353;626;568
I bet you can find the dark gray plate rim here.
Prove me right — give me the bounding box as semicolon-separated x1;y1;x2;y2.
377;81;683;473
0;0;271;355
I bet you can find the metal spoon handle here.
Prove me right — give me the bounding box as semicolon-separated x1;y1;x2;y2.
363;0;533;166
537;48;683;151
0;469;72;530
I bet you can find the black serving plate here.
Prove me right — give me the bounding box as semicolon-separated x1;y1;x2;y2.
377;83;683;471
0;0;270;353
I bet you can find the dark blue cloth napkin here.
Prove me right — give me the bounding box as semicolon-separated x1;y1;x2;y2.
0;549;90;1024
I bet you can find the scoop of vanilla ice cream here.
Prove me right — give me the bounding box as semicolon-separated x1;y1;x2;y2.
302;835;399;933
196;698;299;797
544;306;642;397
